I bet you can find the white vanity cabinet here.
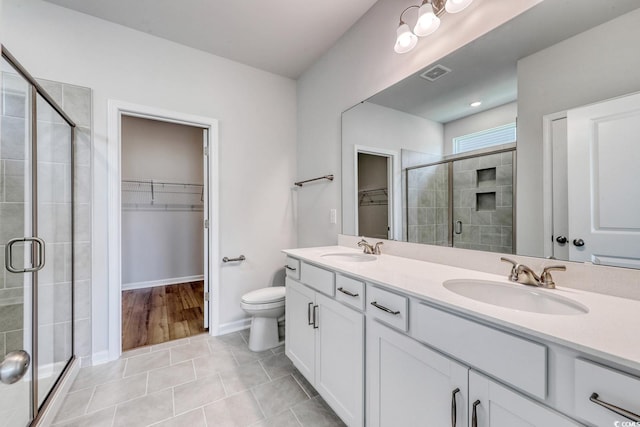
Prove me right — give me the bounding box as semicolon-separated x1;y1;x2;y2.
283;252;640;427
285;269;365;427
468;371;580;427
367;319;468;427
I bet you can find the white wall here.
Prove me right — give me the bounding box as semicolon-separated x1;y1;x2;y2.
121;117;204;287
297;0;541;247
342;101;443;237
443;102;517;155
3;0;297;360
517;8;640;256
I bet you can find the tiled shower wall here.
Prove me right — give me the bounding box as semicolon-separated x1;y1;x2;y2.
0;71;92;365
406;163;449;245
452;151;513;253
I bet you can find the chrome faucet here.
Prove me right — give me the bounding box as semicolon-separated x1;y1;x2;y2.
500;257;566;289
358;238;383;255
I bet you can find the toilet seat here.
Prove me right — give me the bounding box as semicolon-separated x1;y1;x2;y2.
241;287;285;305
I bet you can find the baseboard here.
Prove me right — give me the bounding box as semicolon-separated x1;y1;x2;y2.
122;275;204;291
36;358;80;427
91;350;111;366
217;317;251;335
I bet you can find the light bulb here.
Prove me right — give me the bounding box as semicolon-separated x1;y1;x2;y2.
414;3;441;37
470;101;482;107
445;0;474;14
394;23;418;54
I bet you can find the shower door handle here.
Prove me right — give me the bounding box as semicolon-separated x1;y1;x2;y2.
0;350;31;384
5;237;46;273
454;221;462;235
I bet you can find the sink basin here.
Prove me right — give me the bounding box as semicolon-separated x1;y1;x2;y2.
443;279;588;315
320;252;376;262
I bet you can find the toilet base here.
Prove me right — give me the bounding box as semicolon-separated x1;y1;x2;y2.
248;316;284;352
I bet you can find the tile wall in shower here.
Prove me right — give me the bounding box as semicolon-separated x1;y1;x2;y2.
406;163;449;245
452;152;513;253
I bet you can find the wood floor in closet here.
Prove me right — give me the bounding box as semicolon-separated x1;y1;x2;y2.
121;280;206;351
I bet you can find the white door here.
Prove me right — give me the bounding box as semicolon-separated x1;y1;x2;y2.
567;92;640;268
468;371;579;426
315;294;364;427
285;278;316;382
202;129;210;328
367;319;468;427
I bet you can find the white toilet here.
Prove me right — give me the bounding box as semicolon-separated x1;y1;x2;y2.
240;286;286;352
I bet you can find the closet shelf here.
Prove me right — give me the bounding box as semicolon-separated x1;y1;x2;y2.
358;188;388;207
121;179;204;211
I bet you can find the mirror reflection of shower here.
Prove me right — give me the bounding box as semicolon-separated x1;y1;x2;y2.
405;146;515;254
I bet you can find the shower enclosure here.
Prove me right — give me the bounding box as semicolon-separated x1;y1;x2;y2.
405;148;515;253
0;47;76;425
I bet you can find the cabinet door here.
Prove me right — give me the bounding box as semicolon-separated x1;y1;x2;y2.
285;278;316;382
315;293;364;427
367;319;468;427
469;371;580;427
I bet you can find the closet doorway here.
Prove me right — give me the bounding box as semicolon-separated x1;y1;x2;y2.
120;116;209;351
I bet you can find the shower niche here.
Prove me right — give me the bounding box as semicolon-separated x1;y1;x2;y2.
406;148;515;254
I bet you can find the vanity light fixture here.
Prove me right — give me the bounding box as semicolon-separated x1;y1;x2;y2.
394;0;474;54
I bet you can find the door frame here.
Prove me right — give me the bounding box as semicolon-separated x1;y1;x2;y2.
542;110;567;259
107;100;220;361
353;145;401;240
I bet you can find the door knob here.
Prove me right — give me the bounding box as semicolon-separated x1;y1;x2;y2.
555;235;567;244
573;238;585;247
0;350;30;384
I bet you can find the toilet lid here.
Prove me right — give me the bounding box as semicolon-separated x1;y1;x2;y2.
241;286;286;304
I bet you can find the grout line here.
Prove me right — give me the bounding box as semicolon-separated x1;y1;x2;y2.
290;408;305;427
201;407;209;427
258;359;273;382
291;373;313;400
172;387;176;418
249;386;267;421
85;386;98;415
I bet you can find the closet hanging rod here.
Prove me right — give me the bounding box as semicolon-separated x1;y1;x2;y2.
294;174;334;187
121;179;203;188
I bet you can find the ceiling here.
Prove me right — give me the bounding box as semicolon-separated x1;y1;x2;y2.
42;0;379;79
368;0;640;123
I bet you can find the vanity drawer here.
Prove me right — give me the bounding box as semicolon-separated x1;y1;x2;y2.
574;358;640;426
366;285;408;331
411;302;547;399
335;274;365;311
285;256;300;280
300;261;335;296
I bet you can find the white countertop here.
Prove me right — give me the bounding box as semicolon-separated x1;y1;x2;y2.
283;245;640;373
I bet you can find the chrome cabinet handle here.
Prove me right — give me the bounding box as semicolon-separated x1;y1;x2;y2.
451;388;460;427
313;305;319;329
590;393;640;422
307;302;314;326
573;238;585;247
5;237;46;273
370;301;400;315
285;265;297;271
472;400;481;427
338;287;359;297
222;255;245;263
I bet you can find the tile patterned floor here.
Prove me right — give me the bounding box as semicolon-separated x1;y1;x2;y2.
52;331;346;427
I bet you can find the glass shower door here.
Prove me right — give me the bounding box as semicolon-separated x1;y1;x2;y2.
35;93;73;407
452;152;515;253
0;55;35;427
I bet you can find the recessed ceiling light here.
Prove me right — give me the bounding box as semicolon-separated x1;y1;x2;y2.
470;101;482;107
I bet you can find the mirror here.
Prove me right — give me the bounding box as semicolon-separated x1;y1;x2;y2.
342;0;640;269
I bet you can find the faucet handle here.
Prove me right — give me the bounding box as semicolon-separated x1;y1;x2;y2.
540;265;566;289
500;257;519;281
374;242;384;255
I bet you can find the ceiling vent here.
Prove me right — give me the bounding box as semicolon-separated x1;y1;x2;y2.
419;64;451;82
